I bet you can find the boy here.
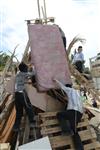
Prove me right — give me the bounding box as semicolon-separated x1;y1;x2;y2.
13;62;35;131
72;46;85;73
53;79;84;150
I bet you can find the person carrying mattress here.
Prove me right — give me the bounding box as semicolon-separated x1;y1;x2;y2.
13;62;35;131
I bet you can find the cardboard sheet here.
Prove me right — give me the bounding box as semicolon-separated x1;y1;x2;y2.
25;84;64;111
5;78;64;111
19;136;52;150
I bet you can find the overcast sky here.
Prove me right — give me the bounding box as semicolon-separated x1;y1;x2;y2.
0;0;100;67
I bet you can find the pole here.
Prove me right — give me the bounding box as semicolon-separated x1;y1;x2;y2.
37;0;41;20
41;6;45;20
43;0;47;23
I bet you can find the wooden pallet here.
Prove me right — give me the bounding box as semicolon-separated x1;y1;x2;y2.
39;111;100;150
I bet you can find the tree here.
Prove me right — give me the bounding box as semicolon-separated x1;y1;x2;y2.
0;52;10;71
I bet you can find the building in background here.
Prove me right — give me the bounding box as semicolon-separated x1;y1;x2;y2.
90;53;100;90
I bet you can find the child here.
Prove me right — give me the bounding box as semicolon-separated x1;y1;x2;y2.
72;46;85;73
13;62;35;131
53;79;84;150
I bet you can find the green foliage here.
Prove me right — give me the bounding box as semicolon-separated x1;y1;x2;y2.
0;52;10;71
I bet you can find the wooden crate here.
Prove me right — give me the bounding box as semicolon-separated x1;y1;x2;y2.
39;111;100;150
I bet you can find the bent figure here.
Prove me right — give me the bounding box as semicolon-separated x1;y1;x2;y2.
54;80;84;150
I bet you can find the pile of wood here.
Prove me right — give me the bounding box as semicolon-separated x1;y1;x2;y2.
39;111;100;150
0;94;15;143
0;20;100;149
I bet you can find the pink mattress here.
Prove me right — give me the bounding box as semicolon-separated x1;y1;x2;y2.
28;24;72;91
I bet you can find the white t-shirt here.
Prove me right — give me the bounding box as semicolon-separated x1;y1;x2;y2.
72;52;84;64
55;80;84;114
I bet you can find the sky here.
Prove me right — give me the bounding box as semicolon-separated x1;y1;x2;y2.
0;0;100;67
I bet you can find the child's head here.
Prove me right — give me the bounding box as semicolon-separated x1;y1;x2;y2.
18;62;28;72
78;46;83;53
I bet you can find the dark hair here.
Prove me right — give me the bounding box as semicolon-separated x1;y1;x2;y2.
65;84;72;88
18;62;28;72
78;46;82;49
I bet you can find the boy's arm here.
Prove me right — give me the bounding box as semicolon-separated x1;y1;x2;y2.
53;79;71;93
24;71;35;84
27;70;35;76
25;71;35;79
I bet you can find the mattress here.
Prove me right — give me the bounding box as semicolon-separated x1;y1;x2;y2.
28;24;72;91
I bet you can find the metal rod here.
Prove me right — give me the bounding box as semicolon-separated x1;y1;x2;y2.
37;0;41;20
43;0;47;23
41;6;45;20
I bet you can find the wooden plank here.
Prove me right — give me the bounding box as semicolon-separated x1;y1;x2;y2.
0;143;10;150
49;129;97;149
0;102;14;132
0;119;6;132
79;130;96;141
0;100;14;126
85;106;100;113
41;126;96;141
50;137;74;149
49;130;99;149
22;117;30;144
0;107;16;142
84;141;100;150
22;40;30;63
50;136;74;148
40;119;58;127
0;93;10;110
77;120;89;128
41;126;61;135
39;112;88;119
39;111;58;118
40;118;89;128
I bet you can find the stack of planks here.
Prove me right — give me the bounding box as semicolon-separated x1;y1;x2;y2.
39;111;100;150
0;94;15;143
70;64;100;103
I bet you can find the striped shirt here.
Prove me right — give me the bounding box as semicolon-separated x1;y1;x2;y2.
15;71;35;92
